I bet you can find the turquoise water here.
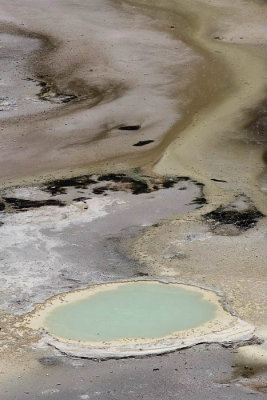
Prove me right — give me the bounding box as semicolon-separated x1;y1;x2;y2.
45;282;217;342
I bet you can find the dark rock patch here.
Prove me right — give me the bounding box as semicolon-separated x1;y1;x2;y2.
44;176;97;196
92;174;150;195
133;140;154;147
96;174;186;195
67;173;190;196
2;197;65;211
1;174;196;214
162;180;175;189
205;208;263;230
204;195;264;232
131;180;150;195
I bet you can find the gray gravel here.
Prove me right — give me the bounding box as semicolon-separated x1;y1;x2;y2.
1;344;265;400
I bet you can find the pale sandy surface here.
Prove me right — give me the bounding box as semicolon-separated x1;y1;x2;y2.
152;0;267;212
0;0;266;397
132;212;267;326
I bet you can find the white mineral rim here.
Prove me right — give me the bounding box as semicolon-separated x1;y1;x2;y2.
24;280;255;359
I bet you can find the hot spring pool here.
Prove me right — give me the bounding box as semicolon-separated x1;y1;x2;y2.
44;281;217;342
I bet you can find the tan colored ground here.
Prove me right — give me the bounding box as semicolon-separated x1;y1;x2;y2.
0;0;266;394
132;212;267;326
149;0;267;213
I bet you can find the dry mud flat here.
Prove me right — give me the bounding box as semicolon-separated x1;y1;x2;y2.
0;0;203;184
0;0;267;399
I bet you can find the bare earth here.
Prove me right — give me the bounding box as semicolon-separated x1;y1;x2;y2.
0;0;266;398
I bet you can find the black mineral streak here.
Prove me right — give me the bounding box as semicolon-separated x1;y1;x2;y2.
210;178;227;183
118;125;141;131
133;140;154;147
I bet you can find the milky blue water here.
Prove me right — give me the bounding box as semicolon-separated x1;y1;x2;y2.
45;282;217;341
